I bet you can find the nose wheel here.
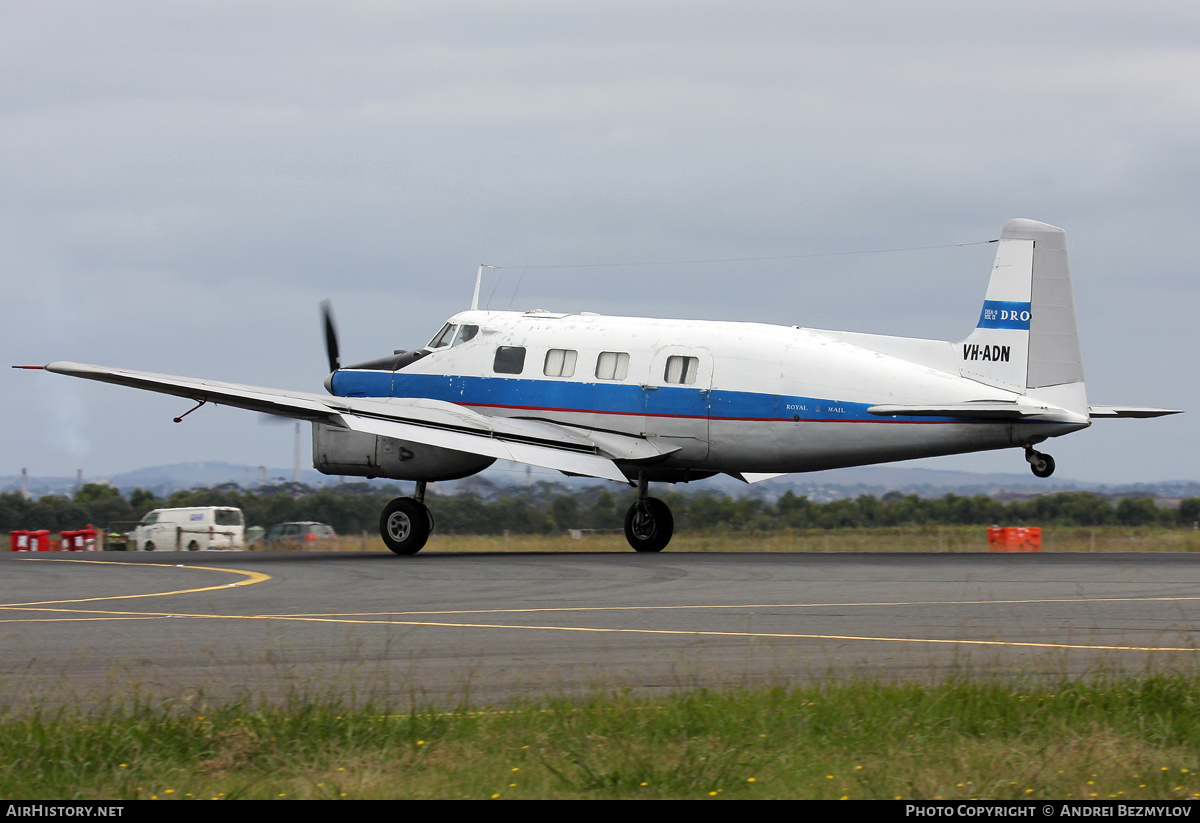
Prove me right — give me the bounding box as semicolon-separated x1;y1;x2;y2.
1025;448;1055;478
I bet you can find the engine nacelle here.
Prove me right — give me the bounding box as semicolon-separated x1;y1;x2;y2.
312;423;495;481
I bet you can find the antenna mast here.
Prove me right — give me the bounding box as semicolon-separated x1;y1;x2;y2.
470;264;483;310
470;264;495;311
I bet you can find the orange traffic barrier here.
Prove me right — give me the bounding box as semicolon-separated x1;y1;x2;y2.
987;526;1042;552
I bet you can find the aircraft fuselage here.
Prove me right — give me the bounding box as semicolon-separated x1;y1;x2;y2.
329;310;1084;480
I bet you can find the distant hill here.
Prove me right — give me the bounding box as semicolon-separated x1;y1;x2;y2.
1;462;328;498
4;461;1199;502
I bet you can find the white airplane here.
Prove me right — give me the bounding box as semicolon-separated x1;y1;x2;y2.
18;219;1179;554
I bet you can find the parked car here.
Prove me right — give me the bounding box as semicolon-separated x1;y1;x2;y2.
255;522;339;548
133;507;245;551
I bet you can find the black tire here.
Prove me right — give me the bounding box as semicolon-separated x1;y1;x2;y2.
186;540;200;551
1031;453;1055;478
624;497;674;553
380;497;431;555
144;542;155;552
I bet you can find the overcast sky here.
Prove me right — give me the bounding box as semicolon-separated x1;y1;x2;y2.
2;1;1196;486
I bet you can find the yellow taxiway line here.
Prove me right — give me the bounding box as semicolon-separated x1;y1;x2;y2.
1;557;270;607
2;608;1195;653
242;593;1200;619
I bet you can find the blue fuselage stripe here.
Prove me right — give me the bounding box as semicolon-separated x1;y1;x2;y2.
332;370;970;424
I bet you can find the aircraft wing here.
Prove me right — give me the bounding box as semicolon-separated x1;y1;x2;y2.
39;361;676;483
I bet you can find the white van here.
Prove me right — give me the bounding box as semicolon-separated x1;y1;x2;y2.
133;507;246;552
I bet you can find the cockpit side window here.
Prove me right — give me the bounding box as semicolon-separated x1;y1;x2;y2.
428;323;456;348
451;325;479;347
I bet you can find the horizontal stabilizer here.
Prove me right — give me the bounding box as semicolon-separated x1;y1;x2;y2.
1088;405;1183;419
868;402;1083;422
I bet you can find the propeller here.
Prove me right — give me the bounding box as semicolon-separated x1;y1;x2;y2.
321;299;340;373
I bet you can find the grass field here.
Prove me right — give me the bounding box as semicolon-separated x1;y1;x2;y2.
271;525;1200;554
5;677;1200;800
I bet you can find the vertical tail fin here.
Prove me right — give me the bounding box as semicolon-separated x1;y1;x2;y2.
960;219;1086;411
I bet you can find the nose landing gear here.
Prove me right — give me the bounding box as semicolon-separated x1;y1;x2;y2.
1025;447;1056;478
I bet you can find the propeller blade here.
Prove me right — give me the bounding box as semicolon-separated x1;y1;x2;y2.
321;299;340;373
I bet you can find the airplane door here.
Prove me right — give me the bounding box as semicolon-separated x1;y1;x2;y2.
642;348;712;461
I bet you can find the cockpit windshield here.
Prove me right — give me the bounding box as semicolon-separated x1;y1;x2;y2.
428;323;479;349
428;323;455;348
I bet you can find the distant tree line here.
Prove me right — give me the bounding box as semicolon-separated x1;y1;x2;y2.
3;482;1199;536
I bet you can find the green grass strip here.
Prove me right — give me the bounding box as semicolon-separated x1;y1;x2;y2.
5;676;1200;799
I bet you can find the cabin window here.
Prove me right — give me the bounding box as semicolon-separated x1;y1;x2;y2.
429;323;456;348
595;351;630;381
664;355;699;384
494;346;526;374
451;325;479;347
543;349;577;377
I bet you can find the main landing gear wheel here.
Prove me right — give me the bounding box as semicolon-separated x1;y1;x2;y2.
1026;448;1056;478
624;497;674;553
380;497;431;555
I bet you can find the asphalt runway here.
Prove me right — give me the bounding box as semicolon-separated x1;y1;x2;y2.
3;550;1200;708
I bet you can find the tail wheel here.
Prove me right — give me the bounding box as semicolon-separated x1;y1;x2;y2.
380;497;431;555
624;497;674;553
1026;449;1056;478
186;540;200;551
144;542;156;552
1031;453;1055;478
